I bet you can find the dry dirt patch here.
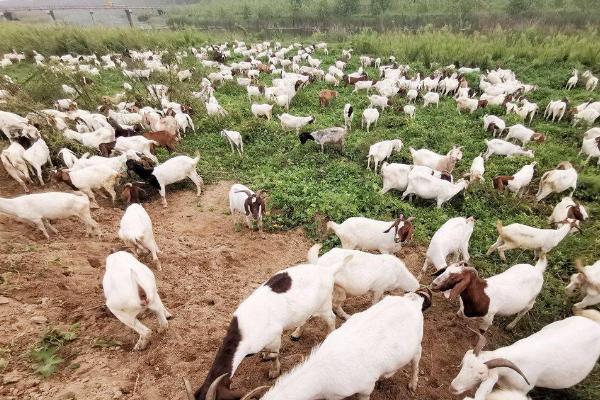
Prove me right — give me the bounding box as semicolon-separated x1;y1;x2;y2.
0;173;503;400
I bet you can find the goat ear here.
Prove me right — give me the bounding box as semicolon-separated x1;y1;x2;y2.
449;274;471;301
406;216;416;222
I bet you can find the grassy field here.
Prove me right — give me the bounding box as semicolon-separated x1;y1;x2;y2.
1;24;600;398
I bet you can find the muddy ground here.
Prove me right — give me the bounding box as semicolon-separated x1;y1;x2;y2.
0;172;508;400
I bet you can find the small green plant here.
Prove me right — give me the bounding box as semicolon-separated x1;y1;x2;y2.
29;324;79;378
92;337;122;349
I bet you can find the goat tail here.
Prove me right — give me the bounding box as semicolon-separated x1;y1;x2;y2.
327;254;354;276
574;308;600;324
307;244;322;264
326;221;339;233
495;220;503;234
130;268;150;307
192;151;201;165
534;254;548;273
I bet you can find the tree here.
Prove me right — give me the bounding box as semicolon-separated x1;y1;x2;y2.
370;0;392;16
336;0;360;17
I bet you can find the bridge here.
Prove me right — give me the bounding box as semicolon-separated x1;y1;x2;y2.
0;5;167;27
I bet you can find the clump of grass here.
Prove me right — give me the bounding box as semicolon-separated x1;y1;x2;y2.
29;324;79;378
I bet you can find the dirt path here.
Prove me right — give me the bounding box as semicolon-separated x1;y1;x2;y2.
0;172;504;400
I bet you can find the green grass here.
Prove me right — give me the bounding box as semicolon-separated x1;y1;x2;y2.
1;26;599;398
28;324;79;378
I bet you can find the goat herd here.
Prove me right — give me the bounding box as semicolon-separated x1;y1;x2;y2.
1;41;600;400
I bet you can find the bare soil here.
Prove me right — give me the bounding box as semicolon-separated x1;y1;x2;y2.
0;171;506;400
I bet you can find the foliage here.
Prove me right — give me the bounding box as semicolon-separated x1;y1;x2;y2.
29;324;79;377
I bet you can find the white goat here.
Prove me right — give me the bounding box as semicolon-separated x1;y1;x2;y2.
483;115;506;137
22;138;52;185
548;197;588;228
361;107;380;133
182;249;354;399
368;94;389;110
367;139;403;173
404;104;416;119
410;146;463;173
483;139;534;161
419;216;475;280
450;311;600;400
565;69;578;90
118;204;161;269
103;251;171;351
312;246;419;319
423;91;440;108
379;163;412;194
468;154;485;183
253;291;430;400
487;220;578;260
327;215;415;254
0;192;99;238
251;103;274;120
402;170;469;208
1;142;32;192
432;256;547;332
343;103;354;130
544;99;568;122
493;162;537;197
278;113;315;134
145;155;202;207
566;260;600;310
113;135;158;163
55;165;120;208
220;130;244;156
535;162;577;201
505;124;546;146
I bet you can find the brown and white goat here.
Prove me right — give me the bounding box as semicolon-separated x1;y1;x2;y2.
431;256;547;332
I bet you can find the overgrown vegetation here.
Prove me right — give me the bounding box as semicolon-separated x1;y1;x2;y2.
167;0;600;32
28;324;79;377
1;24;599;398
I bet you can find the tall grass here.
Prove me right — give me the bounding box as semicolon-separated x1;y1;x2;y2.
1;23;599;67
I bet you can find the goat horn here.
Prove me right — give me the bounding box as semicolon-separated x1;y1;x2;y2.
240;386;270;400
205;373;228;400
484;358;530;385
467;327;487;356
182;377;195;400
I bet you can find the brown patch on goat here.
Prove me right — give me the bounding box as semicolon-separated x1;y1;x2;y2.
567;205;585;221
383;215;415;244
137;284;149;307
52;169;78;190
493;175;514;191
121;183;147;204
532;133;546;143
143;130;178;152
477;99;488;109
99;141;116;157
435;269;490;318
264;272;292;293
195;317;243;400
243;191;266;221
